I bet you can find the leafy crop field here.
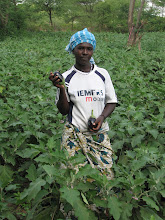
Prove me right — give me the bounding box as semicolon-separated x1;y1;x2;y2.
0;31;165;220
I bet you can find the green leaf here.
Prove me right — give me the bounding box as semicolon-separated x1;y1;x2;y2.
36;132;46;139
42;165;56;176
0;86;4;93
131;135;145;148
127;126;136;135
126;150;136;159
2;211;17;220
26;164;37;181
60;187;79;203
81;192;89;205
75;164;99;179
148;129;159;139
96;200;108;210
150;215;156;220
35;154;53;163
160;189;165;197
142;196;159;211
26;190;49;220
5;184;18;191
75;182;95;192
47;136;55;152
17;148;40;159
140;207;163;220
131;158;147;171
0;165;13;188
20;178;46;201
112;140;124;150
32;207;52;220
60;187;97;220
69;153;86;165
151;168;165;183
120;202;133;220
134;178;146;186
108;196;122;220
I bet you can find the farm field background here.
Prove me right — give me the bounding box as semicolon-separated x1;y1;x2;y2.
0;31;165;220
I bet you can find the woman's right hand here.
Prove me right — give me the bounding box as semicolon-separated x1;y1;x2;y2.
49;72;65;88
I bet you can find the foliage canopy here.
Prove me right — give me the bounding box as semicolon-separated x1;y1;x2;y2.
0;0;165;35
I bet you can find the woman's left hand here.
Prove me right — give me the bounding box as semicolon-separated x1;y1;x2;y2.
90;115;105;132
89;103;116;132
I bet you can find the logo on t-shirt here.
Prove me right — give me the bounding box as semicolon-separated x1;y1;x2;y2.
77;89;104;102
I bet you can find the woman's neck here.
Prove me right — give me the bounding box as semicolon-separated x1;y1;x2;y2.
74;63;93;72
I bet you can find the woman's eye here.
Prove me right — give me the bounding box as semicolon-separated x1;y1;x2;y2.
77;47;93;51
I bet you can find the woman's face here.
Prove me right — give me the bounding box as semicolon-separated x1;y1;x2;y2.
73;42;93;66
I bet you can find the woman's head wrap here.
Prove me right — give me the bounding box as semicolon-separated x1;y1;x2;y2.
65;28;96;64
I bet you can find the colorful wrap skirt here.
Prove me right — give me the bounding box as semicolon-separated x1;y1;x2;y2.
61;122;114;180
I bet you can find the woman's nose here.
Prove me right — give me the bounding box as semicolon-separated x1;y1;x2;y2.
83;48;88;54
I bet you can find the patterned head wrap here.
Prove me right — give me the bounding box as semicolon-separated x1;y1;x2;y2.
65;28;96;64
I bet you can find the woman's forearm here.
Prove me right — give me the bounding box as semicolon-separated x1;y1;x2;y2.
101;103;116;119
57;88;70;115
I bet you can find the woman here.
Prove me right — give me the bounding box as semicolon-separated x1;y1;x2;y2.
49;28;117;180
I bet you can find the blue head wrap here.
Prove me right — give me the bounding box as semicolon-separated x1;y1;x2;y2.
65;28;96;64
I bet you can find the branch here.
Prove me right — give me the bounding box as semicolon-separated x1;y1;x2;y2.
135;0;145;29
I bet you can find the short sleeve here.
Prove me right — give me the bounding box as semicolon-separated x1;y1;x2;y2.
105;71;117;104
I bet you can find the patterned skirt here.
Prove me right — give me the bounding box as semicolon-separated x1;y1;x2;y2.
61;122;114;180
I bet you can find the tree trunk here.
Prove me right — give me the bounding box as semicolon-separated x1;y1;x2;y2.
128;0;136;46
127;0;146;48
48;8;53;26
0;1;10;28
135;0;145;29
12;0;17;7
128;0;135;31
44;3;53;27
0;13;9;28
71;19;74;31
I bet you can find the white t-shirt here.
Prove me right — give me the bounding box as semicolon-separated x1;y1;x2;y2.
55;65;117;132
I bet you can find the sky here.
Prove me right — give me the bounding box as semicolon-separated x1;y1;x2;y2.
147;1;165;17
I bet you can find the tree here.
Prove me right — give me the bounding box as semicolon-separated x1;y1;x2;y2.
77;0;101;13
59;0;83;30
149;0;165;16
0;0;11;29
94;0;129;32
151;0;165;7
127;0;146;49
57;0;102;30
25;0;61;27
0;0;25;33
